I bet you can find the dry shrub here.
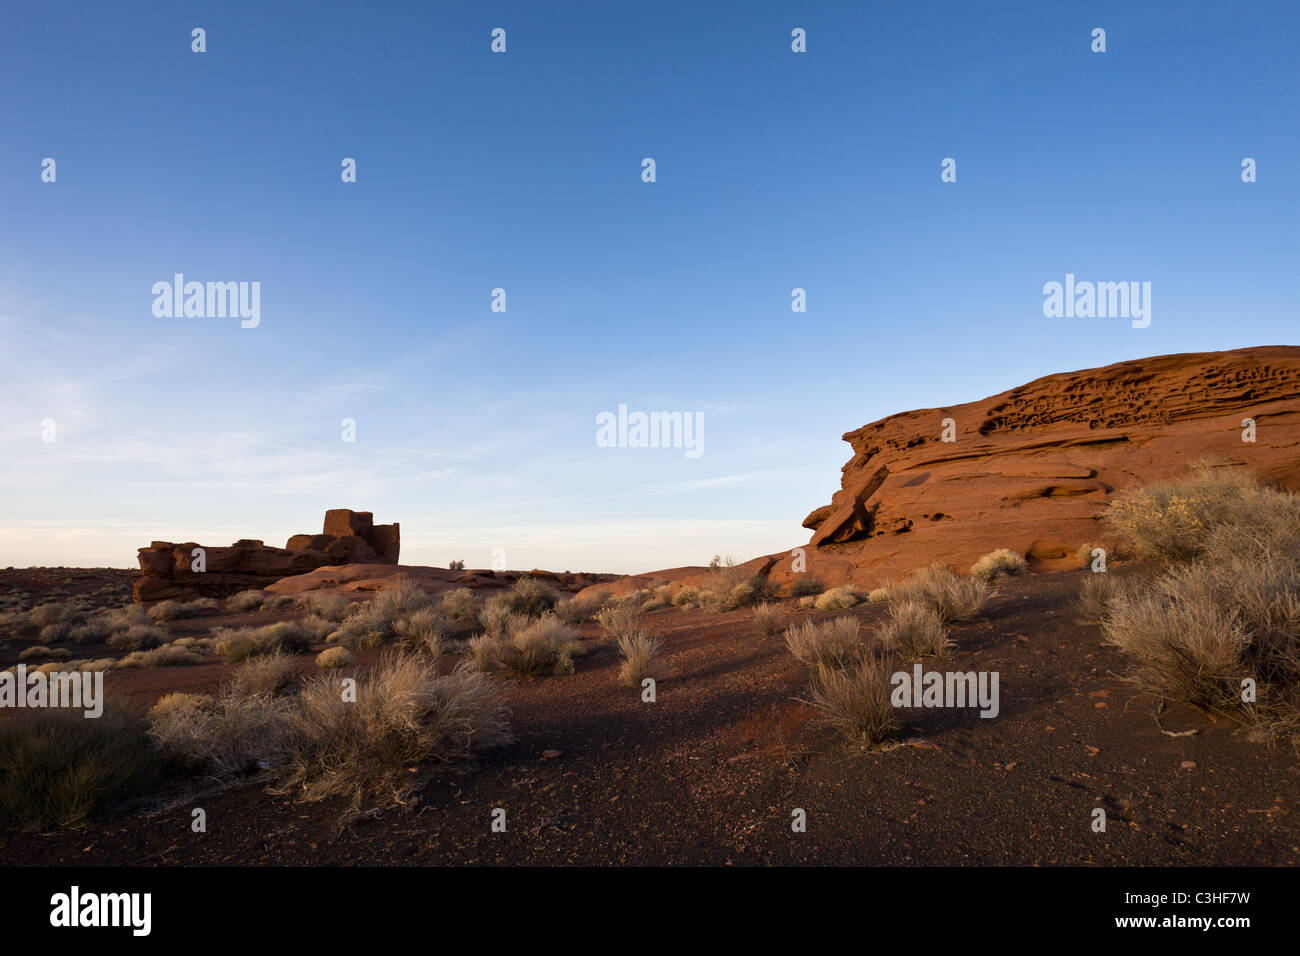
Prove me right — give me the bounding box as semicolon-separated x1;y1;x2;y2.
878;601;950;658
495;577;559;619
752;602;783;637
595;603;639;640
814;586;861;611
1076;572;1121;624
69;605;149;643
150;692;216;720
316;646;353;669
555;595;601;625
437;588;481;629
147;599;200;623
706;557;769;609
279;652;512;804
0;600;92;641
37;622;72;644
617;632;662;687
212;621;314;663
785;616;862;667
19;646;68;661
1104;460;1297;565
1104;565;1250;714
1103;465;1300;747
0;705;161;831
893;565;988;623
867;587;891;604
115;643;207;668
394;607;446;655
299;614;337;641
805;654;900;747
295;591;352;622
970;548;1027;583
327;579;435;649
479;601;524;642
467;634;499;671
671;586;704;610
494;615;580;677
106;624;165;652
628;584;667;607
148;690;298;777
227;590;268;612
228;651;299;697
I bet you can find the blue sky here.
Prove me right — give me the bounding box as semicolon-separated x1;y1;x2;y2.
1;1;1296;571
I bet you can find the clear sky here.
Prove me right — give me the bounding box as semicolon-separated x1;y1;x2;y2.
1;1;1296;572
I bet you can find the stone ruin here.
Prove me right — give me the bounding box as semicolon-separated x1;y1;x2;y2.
133;509;400;602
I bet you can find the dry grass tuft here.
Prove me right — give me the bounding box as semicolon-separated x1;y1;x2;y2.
892;565;989;623
877;601;951;658
493;615;580;678
785;616;863;668
115;642;207;668
315;646;353;669
970;548;1027;583
212;621;314;663
228;651;300;697
804;654;900;747
227;590;269;612
814;585;861;611
752;602;784;637
616;631;662;687
1076;572;1121;624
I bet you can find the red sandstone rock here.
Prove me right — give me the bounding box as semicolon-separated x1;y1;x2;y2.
580;346;1300;598
133;509;401;602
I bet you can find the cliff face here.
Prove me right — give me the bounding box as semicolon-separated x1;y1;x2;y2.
777;346;1300;588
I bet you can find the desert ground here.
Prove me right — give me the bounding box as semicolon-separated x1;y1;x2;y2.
0;560;1296;866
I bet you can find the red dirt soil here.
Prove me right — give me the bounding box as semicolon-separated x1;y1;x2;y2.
1;566;1297;866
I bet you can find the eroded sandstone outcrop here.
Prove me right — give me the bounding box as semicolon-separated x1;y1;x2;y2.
578;346;1300;600
133;510;400;602
773;346;1300;589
